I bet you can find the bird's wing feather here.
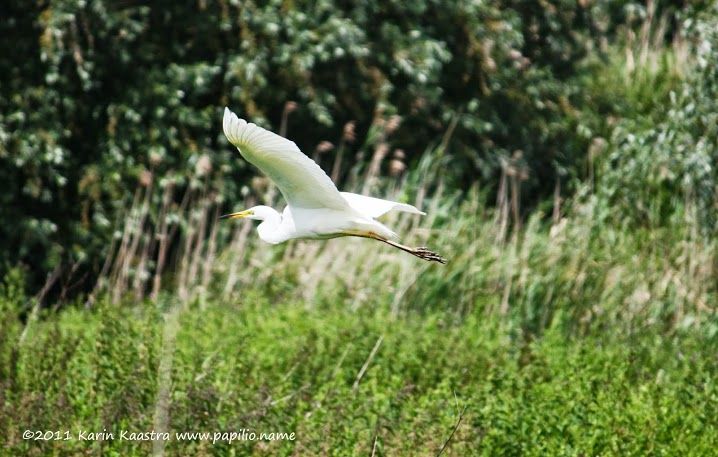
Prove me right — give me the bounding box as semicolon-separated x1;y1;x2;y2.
340;192;425;218
223;108;350;211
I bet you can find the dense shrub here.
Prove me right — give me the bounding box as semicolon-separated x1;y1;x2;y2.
595;4;718;233
2;295;717;455
1;0;638;290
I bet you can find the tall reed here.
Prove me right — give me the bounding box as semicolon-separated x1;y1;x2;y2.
92;107;717;336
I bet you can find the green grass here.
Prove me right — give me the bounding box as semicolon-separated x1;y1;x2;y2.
2;174;718;455
2;292;717;456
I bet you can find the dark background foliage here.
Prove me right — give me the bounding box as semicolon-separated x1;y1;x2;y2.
0;0;702;292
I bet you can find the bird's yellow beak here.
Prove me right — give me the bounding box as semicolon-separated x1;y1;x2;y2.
219;209;254;220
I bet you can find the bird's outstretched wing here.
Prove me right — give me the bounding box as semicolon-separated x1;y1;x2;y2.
340;192;425;218
223;108;350;211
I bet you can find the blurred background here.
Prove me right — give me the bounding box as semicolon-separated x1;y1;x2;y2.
2;1;718;455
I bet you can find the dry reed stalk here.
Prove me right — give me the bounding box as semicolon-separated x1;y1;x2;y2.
390;261;430;317
362;142;389;195
222;221;252;296
499;246;515;317
281;236;296;263
331;141;346;184
57;261;86;305
176;194;196;303
279;100;297;137
85;234;117;308
496;163;509;242
201;203;221;300
331;121;356;184
115;171;154;302
672;27;689;76
109;185;142;303
186;197;210;297
425;176;444;229
301;252;331;305
352;335;383;390
223;196;255;296
151;182;175;301
19;263;62;344
638;0;656;68
552;180;562;225
510;173;521;233
414;181;427;227
168;180;193;243
133;232;151;301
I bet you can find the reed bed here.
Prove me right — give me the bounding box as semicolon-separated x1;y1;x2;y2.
86;109;717;337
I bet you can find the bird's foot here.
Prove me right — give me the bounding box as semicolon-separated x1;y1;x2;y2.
412;247;447;264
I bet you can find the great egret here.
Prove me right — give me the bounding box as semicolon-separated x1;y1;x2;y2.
220;108;446;263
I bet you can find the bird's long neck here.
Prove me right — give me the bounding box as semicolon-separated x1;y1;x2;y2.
256;208;287;244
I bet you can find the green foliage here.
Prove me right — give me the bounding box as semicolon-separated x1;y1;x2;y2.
0;299;159;456
1;0;637;289
1;296;716;456
595;5;718;232
2;155;717;454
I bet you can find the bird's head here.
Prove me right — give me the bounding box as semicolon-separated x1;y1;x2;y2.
220;205;278;222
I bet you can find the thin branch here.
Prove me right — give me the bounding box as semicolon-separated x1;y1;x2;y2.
19;263;62;344
352;335;383;390
436;402;467;457
371;434;379;457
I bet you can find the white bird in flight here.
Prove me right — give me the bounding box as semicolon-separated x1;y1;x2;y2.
220;107;446;263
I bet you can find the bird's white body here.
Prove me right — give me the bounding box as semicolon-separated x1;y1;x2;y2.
254;204;397;245
221;108;445;263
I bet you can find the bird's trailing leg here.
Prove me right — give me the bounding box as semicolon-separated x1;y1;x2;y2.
363;232;447;264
